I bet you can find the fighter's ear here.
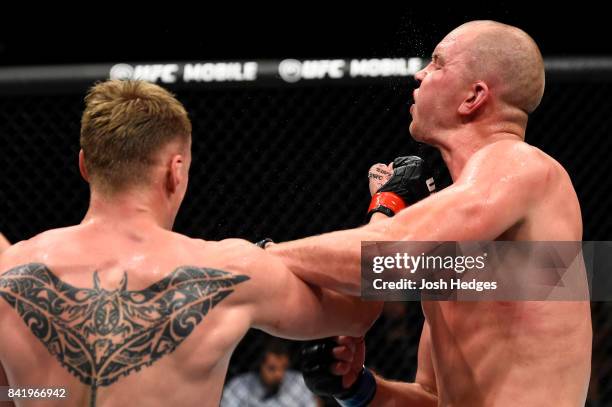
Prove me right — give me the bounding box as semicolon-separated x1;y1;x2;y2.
458;81;489;116
79;149;89;183
166;154;185;194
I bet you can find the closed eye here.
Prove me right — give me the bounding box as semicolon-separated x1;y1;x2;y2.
431;54;444;69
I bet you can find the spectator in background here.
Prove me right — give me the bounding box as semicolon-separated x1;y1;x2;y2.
221;339;318;407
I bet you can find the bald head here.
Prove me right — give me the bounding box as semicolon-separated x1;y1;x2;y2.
447;21;545;113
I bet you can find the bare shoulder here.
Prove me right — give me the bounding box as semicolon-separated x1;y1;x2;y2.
179;236;270;277
476;140;552;169
178;237;290;307
182;236;261;259
0;231;48;272
506;142;571;185
524;144;573;182
0;241;27;273
211;238;282;278
0;227;82;273
465;140;559;188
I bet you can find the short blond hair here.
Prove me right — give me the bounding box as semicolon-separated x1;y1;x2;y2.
80;80;192;193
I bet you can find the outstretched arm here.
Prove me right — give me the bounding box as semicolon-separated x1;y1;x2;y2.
268;142;547;295
232;240;382;340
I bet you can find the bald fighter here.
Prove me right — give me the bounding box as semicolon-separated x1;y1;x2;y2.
271;21;592;406
0;80;382;407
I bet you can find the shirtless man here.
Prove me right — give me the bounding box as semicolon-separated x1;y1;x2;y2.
0;80;382;407
270;21;592;406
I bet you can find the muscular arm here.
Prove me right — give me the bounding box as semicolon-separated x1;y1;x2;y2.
238;241;382;340
372;379;437;407
269;142;547;295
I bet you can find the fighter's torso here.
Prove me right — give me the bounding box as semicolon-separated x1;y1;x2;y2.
422;149;592;406
0;225;253;407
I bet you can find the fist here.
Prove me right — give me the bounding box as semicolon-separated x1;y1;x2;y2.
368;163;393;196
367;156;436;218
331;336;366;389
301;336;366;397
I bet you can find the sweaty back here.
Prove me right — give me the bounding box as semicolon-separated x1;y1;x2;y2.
0;224;253;407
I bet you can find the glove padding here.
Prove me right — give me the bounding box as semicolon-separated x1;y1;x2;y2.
301;338;355;399
368;155;435;217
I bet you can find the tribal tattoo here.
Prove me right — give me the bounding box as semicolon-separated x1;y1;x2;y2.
0;263;249;407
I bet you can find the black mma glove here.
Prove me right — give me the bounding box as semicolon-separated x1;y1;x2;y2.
301;338;376;407
367;155;436;218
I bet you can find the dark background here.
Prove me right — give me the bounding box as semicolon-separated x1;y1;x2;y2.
0;3;610;66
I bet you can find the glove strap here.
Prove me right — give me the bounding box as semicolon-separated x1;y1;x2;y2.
335;367;377;407
367;192;406;217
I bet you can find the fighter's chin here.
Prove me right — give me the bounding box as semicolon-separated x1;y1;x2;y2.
409;120;425;142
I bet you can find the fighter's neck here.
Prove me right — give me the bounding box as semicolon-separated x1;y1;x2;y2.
436;127;524;181
82;190;173;231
